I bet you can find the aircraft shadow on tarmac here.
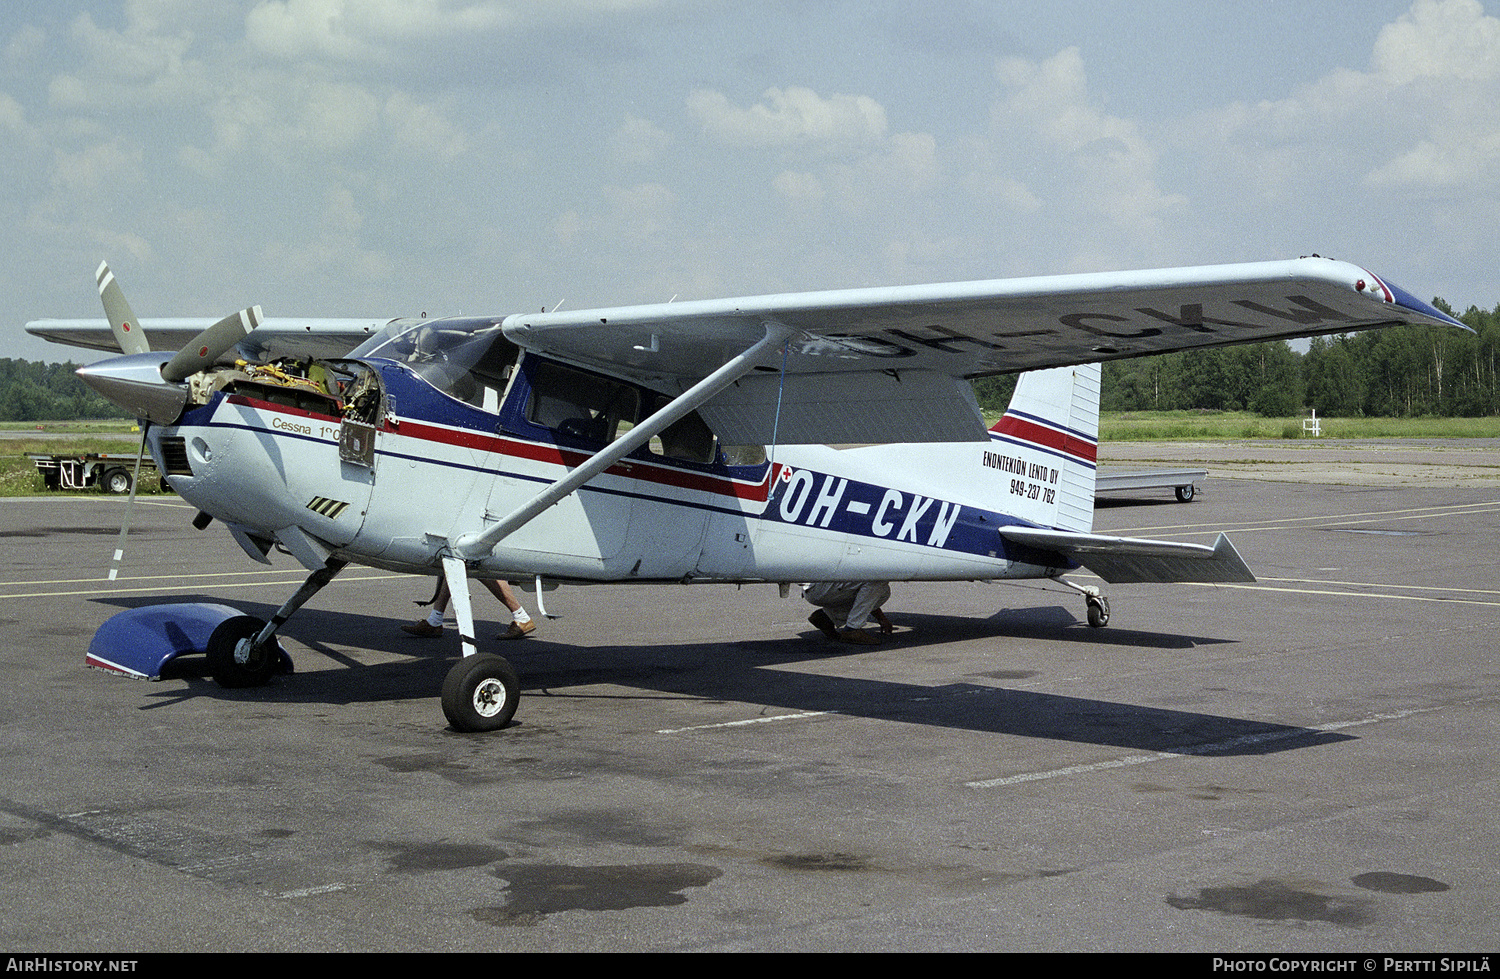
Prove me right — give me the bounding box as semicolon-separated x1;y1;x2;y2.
93;594;1349;756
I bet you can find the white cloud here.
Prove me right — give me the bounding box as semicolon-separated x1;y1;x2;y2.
47;10;206;111
689;85;940;234
242;0;668;63
772;169;824;205
979;47;1185;264
688;86;888;153
820;130;939;216
1365;0;1500;190
3;24;48;69
1189;0;1500;200
385;91;468;159
0;92;41;149
321;182;365;235
49;138;145;196
603;181;676;226
608;113;672;165
552;208;582;245
1372;0;1500;83
245;0;518;62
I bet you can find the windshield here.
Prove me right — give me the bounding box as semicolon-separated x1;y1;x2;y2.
351;316;520;407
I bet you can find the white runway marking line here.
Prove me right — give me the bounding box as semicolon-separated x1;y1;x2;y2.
1194;578;1500;607
0;571;405;599
1108;499;1500;606
272;883;349;899
1260;575;1500;596
657;711;835;734
1;569;313;587
1114;499;1500;540
965;705;1444;789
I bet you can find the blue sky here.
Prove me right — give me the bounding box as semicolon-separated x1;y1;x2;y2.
5;0;1498;362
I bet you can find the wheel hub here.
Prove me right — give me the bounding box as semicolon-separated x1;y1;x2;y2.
474;678;508;717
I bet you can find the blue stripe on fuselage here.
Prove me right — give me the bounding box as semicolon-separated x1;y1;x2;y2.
762;465;1047;562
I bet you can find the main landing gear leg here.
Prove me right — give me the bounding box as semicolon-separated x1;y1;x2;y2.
1055;576;1110;629
206;557;348;687
438;554;520;732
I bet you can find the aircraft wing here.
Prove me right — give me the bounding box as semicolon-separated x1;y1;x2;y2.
999;527;1255;584
25;317;389;361
499;256;1467;445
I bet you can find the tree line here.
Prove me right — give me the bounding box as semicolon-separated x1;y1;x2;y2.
0;359;127;421
978;299;1500;418
4;300;1497;422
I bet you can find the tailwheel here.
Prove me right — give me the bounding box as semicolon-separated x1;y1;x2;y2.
442;653;520;732
1055;576;1111;629
206;615;286;688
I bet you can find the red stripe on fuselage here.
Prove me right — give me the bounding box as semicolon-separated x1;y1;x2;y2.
400;420;776;502
223;395;773;503
226;393;341;424
990;413;1097;464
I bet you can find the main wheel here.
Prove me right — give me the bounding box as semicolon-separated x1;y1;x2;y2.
442;653;520;732
1175;484;1195;502
206;615;284;688
1086;595;1111;629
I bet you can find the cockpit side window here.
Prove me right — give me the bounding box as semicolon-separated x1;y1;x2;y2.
526;361;640;444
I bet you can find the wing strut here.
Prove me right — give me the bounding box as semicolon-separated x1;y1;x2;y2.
454;321;795;560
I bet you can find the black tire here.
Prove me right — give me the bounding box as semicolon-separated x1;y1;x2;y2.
104;468;132;495
1086;596;1110;629
206;615;283;688
1175;484;1195;502
442;653;520;732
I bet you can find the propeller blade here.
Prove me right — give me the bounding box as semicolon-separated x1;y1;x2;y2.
95;262;150;355
161;306;262;382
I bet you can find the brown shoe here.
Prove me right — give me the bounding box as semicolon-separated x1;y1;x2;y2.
498;620;536;640
808;609;839;640
837;627;881;645
401;620;443;638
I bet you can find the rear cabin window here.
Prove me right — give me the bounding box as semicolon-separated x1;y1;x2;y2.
641;394;718;464
523;362;763;468
525;362;640;444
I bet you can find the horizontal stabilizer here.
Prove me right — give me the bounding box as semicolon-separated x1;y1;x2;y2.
999;527;1255;583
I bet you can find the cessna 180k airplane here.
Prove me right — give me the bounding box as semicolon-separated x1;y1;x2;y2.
26;256;1465;731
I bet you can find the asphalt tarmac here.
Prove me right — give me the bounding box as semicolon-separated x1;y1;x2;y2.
2;441;1498;953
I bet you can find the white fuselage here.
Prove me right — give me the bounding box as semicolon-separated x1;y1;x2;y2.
152;355;1082;587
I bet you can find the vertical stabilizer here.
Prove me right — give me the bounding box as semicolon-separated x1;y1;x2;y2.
987;364;1100;532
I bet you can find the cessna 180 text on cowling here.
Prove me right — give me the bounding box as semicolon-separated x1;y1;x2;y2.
27;257;1467;730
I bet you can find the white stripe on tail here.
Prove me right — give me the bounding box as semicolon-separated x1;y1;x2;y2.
986;364;1100;533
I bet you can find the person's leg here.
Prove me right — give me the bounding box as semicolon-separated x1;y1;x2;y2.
402;579;449;637
843;582;890;630
485;580;535;639
803;582;855;638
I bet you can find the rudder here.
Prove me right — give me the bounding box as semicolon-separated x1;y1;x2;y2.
987;364;1100;532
